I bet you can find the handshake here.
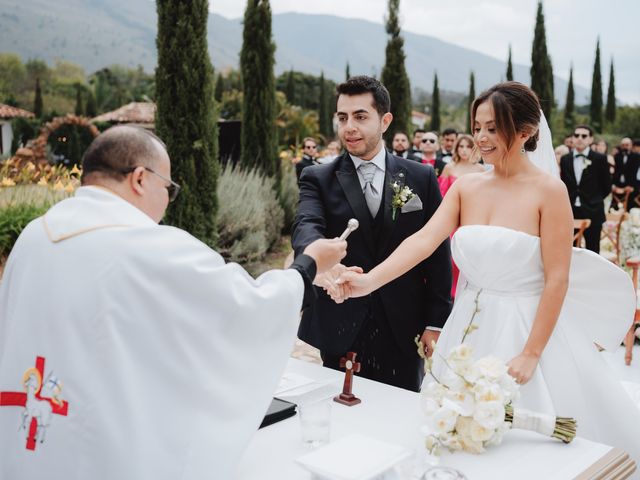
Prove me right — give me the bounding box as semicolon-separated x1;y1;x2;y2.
302;238;370;303
300;219;374;302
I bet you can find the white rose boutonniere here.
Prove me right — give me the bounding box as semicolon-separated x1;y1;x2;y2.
583;158;592;169
391;181;414;220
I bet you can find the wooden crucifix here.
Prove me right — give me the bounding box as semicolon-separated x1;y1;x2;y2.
333;351;361;406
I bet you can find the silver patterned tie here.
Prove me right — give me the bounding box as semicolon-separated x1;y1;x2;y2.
358;161;381;217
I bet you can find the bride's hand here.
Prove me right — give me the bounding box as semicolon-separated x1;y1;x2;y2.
506;352;540;385
336;271;376;299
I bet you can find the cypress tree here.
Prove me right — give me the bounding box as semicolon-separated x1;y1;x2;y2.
214;72;224;102
345;62;351;81
564;65;575;130
156;0;219;246
285;68;295;104
85;88;97;117
506;45;513;81
240;0;279;185
380;0;411;144
74;85;84;116
590;38;603;133
34;77;43;118
429;73;440;132
318;71;331;137
605;58;616;126
467;71;475;133
530;1;554;119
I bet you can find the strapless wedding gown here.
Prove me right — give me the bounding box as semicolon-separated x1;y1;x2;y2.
430;225;640;462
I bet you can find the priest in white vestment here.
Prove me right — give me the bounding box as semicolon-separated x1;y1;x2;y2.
0;126;347;479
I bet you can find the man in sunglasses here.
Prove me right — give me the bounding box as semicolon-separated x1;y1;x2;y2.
0;125;348;479
296;137;319;182
559;124;612;253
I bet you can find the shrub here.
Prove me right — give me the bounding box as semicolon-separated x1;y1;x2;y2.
279;158;299;234
216;163;284;263
0;204;49;257
0;185;71;259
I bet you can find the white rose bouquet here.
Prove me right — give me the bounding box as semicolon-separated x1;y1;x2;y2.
416;293;577;456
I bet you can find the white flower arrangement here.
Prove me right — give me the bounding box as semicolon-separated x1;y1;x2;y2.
417;291;576;457
620;208;640;266
390;181;414;220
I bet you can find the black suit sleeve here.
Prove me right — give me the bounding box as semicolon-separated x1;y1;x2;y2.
291;167;327;257
419;167;453;329
288;254;318;309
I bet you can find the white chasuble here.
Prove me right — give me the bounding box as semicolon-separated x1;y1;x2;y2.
0;186;304;479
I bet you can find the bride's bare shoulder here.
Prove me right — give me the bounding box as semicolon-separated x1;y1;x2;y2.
534;171;570;203
454;170;491;189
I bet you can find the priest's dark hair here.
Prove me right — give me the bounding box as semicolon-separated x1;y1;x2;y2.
336;75;391;117
81;126;167;184
472;81;541;155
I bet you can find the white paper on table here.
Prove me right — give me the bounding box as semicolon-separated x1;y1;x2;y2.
274;373;316;396
296;433;412;480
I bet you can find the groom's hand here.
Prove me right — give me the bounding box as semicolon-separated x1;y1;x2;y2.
420;329;440;358
314;264;363;303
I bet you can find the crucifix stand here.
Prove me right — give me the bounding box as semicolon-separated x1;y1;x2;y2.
333;351;361;406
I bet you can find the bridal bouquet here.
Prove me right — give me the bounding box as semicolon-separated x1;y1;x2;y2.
417;341;577;456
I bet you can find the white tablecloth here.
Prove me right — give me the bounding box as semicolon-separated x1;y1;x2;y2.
237;358;625;479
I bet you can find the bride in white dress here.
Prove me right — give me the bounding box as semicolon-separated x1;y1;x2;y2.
339;82;640;461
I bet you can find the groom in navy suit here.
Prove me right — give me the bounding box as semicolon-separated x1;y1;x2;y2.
292;76;452;391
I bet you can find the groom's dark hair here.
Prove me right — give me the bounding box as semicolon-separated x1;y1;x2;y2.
336;76;391;117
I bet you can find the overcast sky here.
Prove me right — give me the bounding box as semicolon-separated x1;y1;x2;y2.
210;0;639;104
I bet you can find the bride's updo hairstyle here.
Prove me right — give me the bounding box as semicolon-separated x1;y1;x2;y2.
471;82;541;159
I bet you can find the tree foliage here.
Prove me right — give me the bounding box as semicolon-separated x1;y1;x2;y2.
429;73;441;133
530;1;554;119
590;38;603;133
466;72;475;133
506;45;513;81
564;66;575;130
240;0;279;185
34;78;43;118
380;0;411;144
605;59;616;126
156;0;219;246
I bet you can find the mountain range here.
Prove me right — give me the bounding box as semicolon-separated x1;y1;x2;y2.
0;0;588;104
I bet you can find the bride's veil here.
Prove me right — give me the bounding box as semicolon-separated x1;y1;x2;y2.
527;110;559;178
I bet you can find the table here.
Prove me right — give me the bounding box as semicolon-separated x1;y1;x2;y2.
238;359;636;479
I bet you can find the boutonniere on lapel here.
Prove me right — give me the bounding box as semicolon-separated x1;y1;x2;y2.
390;179;415;220
583;158;592;170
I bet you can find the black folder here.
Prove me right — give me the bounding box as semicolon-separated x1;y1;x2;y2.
259;398;297;429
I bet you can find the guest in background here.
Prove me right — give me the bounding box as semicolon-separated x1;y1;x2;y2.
555;144;570;167
296;137;319;181
564;134;574;149
410;128;425;160
437;127;458;164
420;131;446;176
437;134;485;298
317;141;341;164
560;125;612;253
390;131;419;160
612;137;640;209
633;139;640;155
594;139;615;173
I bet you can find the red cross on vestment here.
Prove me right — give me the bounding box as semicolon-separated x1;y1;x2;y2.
0;356;69;450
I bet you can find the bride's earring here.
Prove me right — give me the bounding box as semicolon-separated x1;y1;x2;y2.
520;147;525;154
